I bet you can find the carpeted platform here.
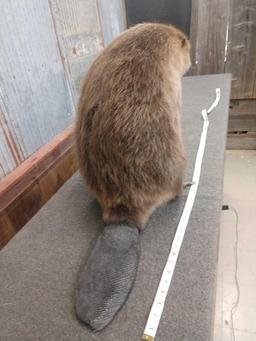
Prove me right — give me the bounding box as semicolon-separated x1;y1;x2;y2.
0;74;231;341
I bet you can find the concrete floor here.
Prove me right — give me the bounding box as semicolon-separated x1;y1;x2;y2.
214;150;256;341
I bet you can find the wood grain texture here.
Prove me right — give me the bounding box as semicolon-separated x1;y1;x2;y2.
206;0;231;74
226;0;256;98
0;125;78;249
0;125;74;209
228;98;256;132
0;211;15;249
189;0;213;75
189;0;256;100
228;113;256;132
189;0;230;74
227;132;256;149
230;98;256;113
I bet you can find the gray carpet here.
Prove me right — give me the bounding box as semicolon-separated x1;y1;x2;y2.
0;74;231;341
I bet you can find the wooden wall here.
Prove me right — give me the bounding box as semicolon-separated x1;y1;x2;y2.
0;0;126;180
189;0;256;149
189;0;256;99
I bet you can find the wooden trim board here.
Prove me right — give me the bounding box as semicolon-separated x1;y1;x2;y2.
0;124;78;249
228;113;256;133
227;132;256;150
227;99;256;149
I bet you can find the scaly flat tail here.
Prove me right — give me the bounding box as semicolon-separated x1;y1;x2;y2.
75;224;140;331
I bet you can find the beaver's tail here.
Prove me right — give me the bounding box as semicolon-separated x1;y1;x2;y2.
75;223;140;331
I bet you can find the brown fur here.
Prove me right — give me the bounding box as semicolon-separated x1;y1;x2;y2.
76;23;191;229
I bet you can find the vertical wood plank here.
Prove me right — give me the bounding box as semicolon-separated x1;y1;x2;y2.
189;0;231;75
189;0;211;75
242;2;256;98
225;0;248;98
189;0;256;100
206;0;231;74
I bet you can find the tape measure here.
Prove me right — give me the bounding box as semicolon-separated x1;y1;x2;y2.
142;88;221;341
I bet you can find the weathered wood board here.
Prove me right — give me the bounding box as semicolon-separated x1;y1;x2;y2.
189;0;256;100
229;99;256;132
0;125;77;249
227;132;256;149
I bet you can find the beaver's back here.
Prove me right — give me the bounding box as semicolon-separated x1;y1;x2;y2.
76;23;189;224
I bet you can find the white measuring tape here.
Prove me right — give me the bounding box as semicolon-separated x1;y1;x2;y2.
142;88;221;341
